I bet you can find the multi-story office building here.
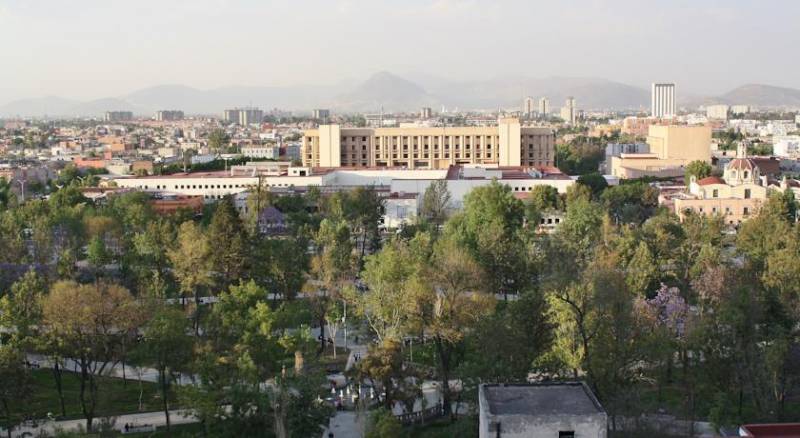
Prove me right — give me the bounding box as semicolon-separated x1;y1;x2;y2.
706;105;729;120
560;97;576;124
104;111;133;122
651;83;676;118
523;97;535;118
224;108;264;125
420;107;433;119
155;110;184;121
302;118;555;169
538;97;549;116
312;109;330;120
730;105;751;115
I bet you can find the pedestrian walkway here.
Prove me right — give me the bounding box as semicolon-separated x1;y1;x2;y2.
26;354;197;385
1;409;198;438
320;411;365;438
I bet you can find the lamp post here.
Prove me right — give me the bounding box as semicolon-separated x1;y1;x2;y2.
16;179;25;202
342;300;347;350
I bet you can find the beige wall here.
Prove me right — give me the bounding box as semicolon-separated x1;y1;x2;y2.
647;125;712;162
302;120;554;169
674;197;764;225
609;156;690;179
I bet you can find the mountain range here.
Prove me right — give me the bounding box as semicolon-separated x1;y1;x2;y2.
2;72;799;118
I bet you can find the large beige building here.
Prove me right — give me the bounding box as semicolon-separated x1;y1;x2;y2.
302;118;555;169
610;125;712;178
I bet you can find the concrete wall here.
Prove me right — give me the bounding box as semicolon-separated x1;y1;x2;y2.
318;124;341;167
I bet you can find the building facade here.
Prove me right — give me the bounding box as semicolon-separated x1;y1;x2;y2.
651;83;676;118
560;97;576;124
224;108;264;125
706;104;729;120
523;97;535;118
155;110;184;121
302;118;555;169
104;111;133;122
610;124;712;178
312;109;330;120
538;97;549;116
673;143;768;225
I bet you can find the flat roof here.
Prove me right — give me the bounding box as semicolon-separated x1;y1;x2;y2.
482;382;604;416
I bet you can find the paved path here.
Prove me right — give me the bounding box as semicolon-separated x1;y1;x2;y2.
27;354;197;386
1;409;198;438
321;411;365;438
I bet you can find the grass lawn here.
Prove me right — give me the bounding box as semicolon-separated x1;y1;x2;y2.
10;369;178;421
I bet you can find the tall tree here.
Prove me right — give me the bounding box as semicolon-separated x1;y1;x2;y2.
207;197;248;287
419;180;452;226
168;221;213;329
40;281;144;432
135;304;194;432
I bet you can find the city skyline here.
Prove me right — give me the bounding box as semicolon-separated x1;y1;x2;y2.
2;0;800;103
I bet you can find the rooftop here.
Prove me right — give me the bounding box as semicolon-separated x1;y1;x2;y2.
740;423;800;437
481;382;604;417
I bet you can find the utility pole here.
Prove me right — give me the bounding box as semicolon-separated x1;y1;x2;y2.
16;179;25;202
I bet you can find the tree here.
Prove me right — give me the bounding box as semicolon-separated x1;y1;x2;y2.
576;172;608;198
86;235;111;279
135;305;194;432
41;281;143;432
168;221;213;330
465;291;553;382
418;236;494;415
356;237;423;342
529;185;562;212
0;345;31;438
207;197;247;287
685;160;712;181
365;408;403;438
357;338;421;412
445;180;531;298
308;219;354;353
208;129;230;155
0;178;16;211
419;180;452;225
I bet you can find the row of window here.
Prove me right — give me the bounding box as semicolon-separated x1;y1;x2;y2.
684;206;751;215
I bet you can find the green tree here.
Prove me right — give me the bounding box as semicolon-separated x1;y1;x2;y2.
685;160;712;181
168;221;213;329
0;344;32;438
208;129;230;154
419;180;452;225
576;172;608;198
207;197;247;287
40;281;144;432
365;408;403;438
134;305;194;432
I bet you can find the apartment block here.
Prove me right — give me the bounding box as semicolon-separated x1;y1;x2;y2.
301;118;555;169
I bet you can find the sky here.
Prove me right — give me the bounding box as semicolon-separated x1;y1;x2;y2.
1;0;799;103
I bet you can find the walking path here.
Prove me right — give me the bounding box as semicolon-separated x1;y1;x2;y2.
1;409;199;438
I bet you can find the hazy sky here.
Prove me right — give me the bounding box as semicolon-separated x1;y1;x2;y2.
1;0;799;103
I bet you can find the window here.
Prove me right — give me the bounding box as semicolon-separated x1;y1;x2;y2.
744;170;749;179
743;207;749;215
744;189;751;199
712;189;718;198
559;432;575;438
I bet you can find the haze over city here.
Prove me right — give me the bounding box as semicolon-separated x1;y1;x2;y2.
3;2;800;437
2;0;800;104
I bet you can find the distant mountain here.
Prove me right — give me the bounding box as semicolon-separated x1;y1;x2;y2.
4;75;798;118
330;71;439;112
0;96;78;118
718;84;800;108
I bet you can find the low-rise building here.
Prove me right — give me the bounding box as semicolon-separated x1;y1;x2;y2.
611;125;712;179
242;145;280;159
478;382;607;438
671;143;769;225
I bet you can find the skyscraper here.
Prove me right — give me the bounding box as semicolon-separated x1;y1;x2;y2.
560;97;576;124
523;97;535;118
651;83;676;118
538;97;549;116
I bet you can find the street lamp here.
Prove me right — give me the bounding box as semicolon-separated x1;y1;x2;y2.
16;179;25;202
